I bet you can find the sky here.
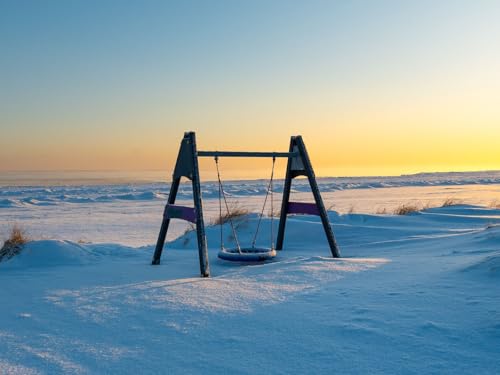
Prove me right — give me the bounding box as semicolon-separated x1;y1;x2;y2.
1;0;499;179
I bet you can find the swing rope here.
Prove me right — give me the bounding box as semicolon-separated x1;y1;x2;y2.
271;158;274;249
217;156;224;251
214;155;276;253
215;156;242;253
251;156;276;249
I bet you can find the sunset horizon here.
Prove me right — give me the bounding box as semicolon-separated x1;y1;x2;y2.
2;1;499;178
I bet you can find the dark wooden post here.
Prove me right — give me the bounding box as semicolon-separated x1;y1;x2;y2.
276;136;340;258
152;132;210;277
189;133;210;277
152;176;180;265
295;136;340;257
276;138;294;250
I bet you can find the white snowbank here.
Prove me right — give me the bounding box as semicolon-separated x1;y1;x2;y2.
2;240;143;268
3;240;96;268
1;205;499;374
464;253;500;278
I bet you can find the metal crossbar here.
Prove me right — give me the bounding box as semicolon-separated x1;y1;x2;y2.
198;151;297;158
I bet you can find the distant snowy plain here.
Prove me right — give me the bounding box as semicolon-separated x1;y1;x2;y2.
0;171;499;374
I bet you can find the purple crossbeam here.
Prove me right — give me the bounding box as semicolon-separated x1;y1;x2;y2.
164;204;197;223
287;201;320;216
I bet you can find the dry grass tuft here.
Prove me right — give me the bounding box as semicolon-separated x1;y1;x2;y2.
441;198;462;207
489;200;500;209
181;223;196;246
183;223;196;235
267;207;281;218
422;202;434;211
375;207;388;215
212;202;249;226
1;224;30;261
393;203;420;215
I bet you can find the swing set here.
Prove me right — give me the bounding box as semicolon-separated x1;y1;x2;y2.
152;132;340;277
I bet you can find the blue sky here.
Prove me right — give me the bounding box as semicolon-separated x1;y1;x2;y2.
1;0;499;176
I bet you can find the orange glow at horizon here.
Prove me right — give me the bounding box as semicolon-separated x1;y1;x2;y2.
1;2;500;179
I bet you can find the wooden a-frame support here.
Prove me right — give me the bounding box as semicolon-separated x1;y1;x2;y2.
151;132;210;276
152;131;340;277
275;136;340;257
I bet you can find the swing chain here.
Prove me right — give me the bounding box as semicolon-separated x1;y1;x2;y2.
271;156;275;250
216;156;224;251
215;156;242;253
251;156;276;249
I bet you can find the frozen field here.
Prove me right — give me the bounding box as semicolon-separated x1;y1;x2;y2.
1;171;500;245
1;171;499;374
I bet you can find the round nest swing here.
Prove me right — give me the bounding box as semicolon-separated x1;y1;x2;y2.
218;247;277;262
214;155;277;263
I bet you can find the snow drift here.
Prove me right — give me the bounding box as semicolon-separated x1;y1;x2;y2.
1;205;499;374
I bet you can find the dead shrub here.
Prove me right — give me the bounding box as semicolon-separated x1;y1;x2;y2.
0;225;29;261
441;198;462;207
267;207;281;218
393;203;420;215
489;200;500;209
182;223;196;246
212;202;249;226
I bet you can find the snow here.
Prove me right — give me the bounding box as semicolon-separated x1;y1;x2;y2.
1;174;500;374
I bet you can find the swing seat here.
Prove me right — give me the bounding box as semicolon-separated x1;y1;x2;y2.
218;247;277;262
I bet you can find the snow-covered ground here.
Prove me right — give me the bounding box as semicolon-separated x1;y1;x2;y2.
1;172;499;374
